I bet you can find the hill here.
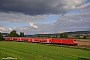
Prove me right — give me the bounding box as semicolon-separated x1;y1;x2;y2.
25;31;90;39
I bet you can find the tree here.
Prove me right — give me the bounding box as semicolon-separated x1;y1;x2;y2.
60;33;68;38
20;32;24;37
83;36;86;39
0;32;3;41
8;30;19;37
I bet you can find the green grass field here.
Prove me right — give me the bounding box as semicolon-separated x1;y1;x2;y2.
0;41;90;60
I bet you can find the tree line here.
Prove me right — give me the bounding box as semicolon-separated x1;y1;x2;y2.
7;30;24;37
0;32;3;41
34;33;68;38
0;30;24;41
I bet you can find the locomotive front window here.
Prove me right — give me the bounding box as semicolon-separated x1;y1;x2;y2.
74;40;76;41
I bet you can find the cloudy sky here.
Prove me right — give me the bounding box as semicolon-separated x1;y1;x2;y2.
0;0;90;34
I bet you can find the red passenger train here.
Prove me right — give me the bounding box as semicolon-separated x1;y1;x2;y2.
4;37;78;45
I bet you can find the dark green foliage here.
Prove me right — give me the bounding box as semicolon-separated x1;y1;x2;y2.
78;57;90;60
0;32;3;41
35;34;61;38
8;30;19;37
83;36;87;39
20;32;24;37
60;33;68;38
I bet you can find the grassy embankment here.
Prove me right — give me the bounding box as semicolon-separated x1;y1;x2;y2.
0;41;90;60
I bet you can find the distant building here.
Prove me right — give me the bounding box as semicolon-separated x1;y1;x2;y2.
1;33;8;37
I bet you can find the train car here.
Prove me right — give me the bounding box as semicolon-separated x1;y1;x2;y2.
41;38;53;43
4;37;29;42
52;38;77;45
30;38;41;43
4;37;13;41
19;37;29;42
28;38;53;43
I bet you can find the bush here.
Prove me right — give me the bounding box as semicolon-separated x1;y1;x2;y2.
8;30;19;37
0;32;3;41
83;36;87;39
60;33;68;38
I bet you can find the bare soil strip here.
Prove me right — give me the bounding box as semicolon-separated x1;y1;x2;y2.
77;39;90;49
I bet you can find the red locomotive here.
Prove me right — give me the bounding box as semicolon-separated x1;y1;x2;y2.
4;37;78;45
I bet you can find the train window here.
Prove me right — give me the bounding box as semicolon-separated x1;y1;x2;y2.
74;40;76;41
57;38;69;40
32;39;34;42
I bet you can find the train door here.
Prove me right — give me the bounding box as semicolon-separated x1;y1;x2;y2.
47;39;50;43
32;38;34;42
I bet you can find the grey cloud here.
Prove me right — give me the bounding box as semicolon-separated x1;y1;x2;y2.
77;2;90;9
52;5;90;32
32;3;90;34
0;12;47;22
0;0;86;15
1;5;90;34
